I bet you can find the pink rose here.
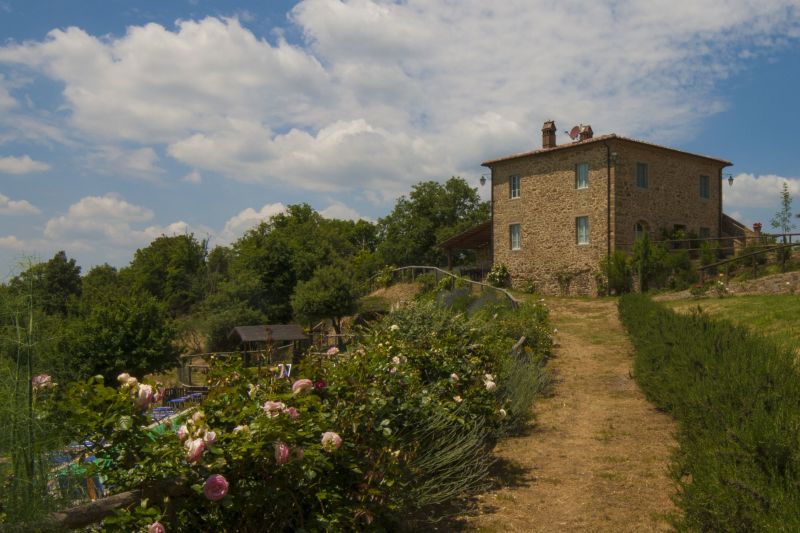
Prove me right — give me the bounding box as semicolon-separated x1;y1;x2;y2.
136;384;154;408
321;431;342;452
204;431;217;445
326;346;340;356
262;401;286;418
291;379;313;395
314;379;327;392
203;474;229;502
176;424;189;442
148;522;166;533
31;374;52;390
185;438;205;463
274;441;290;465
116;372;131;384
285;406;300;420
191;410;205;424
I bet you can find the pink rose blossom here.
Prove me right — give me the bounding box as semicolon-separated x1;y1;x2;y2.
321;431;342;452
191;410;205;424
326;346;340;356
176;425;189;442
136;384;154;408
116;372;131;384
484;380;497;392
285;406;300;420
274;441;290;465
314;379;327;392
148;522;166;533
203;474;229;501
291;379;313;395
204;431;217;445
31;374;53;391
185;438;205;463
262;400;286;418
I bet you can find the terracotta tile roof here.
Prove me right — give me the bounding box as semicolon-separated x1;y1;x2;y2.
481;134;732;167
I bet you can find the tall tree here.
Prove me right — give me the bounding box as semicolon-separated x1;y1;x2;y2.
771;181;796;237
376;177;489;266
122;234;208;316
9;251;81;316
292;263;359;339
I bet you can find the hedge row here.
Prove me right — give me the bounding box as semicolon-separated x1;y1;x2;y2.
618;294;800;532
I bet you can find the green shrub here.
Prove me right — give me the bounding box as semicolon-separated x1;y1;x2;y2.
485;264;510;288
600;251;632;295
375;264;396;288
415;272;437;293
15;297;550;531
619;294;800;531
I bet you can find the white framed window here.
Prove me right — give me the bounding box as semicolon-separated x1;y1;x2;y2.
509;224;521;250
634;221;648;241
699;175;710;199
576;216;589;245
576;163;589;189
509;175;520;199
636;162;648;188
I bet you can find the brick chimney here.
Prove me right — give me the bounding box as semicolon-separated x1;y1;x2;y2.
579;124;593;141
753;222;762;236
542;120;557;149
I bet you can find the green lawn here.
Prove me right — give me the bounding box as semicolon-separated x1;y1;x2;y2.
664;294;800;351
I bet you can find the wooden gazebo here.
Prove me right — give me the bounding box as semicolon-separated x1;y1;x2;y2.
439;220;492;278
228;324;310;364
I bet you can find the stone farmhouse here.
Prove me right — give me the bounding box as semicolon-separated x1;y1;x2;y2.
480;121;735;294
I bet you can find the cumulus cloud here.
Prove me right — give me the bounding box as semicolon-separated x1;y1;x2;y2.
0;235;26;250
0;4;797;200
723;173;800;209
218;202;286;244
86;146;163;180
44;193;154;241
0;75;15;111
182;169;202;184
0;154;50;174
0;192;40;215
320;201;366;221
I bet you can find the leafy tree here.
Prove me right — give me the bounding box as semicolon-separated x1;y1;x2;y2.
771;181;795;237
292;264;359;338
63;293;178;382
8;252;82;316
81;263;122;310
122;234;208;316
376;177;488;266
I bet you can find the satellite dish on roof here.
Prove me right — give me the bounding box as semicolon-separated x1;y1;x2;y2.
568;126;580;140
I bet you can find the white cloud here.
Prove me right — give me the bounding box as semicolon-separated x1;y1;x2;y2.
0;3;798;200
86;146;163;180
723;173;800;209
0;235;26;250
218;202;286;244
0;154;50;174
44;193;154;241
0;75;15;111
182;169;202;184
320;201;366;221
0;192;40;215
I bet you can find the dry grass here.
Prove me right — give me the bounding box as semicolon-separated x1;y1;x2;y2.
460;298;678;532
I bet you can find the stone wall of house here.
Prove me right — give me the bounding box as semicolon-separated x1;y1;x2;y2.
489;138;728;296
490;142;611;295
612;140;726;251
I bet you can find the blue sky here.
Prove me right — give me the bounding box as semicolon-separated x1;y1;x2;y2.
1;0;799;278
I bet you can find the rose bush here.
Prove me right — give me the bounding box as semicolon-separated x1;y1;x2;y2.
37;298;550;531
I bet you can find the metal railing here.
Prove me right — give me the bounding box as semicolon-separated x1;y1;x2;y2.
367;265;520;309
698;242;797;283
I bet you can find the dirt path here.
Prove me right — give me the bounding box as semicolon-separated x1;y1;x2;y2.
464;298;678;532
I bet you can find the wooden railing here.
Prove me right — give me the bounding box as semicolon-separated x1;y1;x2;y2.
367;265;520;309
698;242;797;283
